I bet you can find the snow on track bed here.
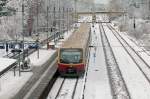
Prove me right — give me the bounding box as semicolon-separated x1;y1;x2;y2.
112;26;150;66
47;77;78;99
103;23;150;99
47;47;91;99
100;23;130;99
107;24;150;83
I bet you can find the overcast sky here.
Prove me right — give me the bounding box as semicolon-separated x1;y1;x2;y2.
95;0;109;4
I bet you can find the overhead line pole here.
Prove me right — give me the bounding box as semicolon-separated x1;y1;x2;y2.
47;5;49;49
53;5;56;44
74;0;77;29
59;0;61;39
37;0;39;59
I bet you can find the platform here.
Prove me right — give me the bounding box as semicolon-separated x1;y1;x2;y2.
0;58;17;76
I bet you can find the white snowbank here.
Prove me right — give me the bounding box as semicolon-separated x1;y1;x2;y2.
0;71;32;99
0;58;16;72
84;24;112;99
104;24;150;99
28;49;56;67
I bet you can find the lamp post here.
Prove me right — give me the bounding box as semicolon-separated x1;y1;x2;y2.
59;5;61;39
47;6;49;49
53;5;56;45
74;0;78;29
133;16;136;29
67;8;69;34
22;0;25;69
36;33;39;59
37;0;39;59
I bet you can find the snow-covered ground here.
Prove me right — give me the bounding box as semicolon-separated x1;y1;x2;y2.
0;49;9;58
47;23;112;99
103;23;150;99
78;16;92;23
28;49;56;67
48;21;150;99
0;72;32;99
0;49;51;99
0;26;75;98
84;24;112;99
2;12;150;99
112;16;150;52
0;58;16;72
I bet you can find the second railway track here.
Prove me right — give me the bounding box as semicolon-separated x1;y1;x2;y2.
99;23;130;99
107;24;150;84
102;21;150;99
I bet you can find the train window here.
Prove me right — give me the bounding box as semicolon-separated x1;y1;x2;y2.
60;49;82;64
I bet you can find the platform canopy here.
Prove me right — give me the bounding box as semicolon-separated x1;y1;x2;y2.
0;58;17;76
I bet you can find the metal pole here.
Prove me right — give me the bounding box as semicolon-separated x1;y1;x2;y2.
53;5;56;44
47;6;49;49
59;6;61;39
149;0;150;18
22;0;25;68
149;0;150;11
74;0;77;29
67;8;69;34
63;7;65;33
71;8;73;26
19;52;21;76
75;0;77;23
37;0;39;59
133;16;136;29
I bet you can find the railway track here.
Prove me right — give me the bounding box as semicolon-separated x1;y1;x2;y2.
99;23;130;99
46;47;91;99
102;21;150;98
107;24;150;85
46;52;91;99
47;46;91;99
121;33;150;56
47;77;79;99
46;28;92;99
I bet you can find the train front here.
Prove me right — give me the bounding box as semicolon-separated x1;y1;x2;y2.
58;48;85;76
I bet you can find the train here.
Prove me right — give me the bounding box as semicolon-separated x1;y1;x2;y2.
57;23;91;76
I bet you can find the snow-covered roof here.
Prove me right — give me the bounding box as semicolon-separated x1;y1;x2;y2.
0;58;17;76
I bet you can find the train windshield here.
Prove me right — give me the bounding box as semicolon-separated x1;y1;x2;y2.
60;49;82;64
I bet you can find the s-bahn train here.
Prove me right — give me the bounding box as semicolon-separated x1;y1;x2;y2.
57;24;91;76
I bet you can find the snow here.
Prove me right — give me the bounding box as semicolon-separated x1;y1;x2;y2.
116;30;150;66
84;24;112;99
0;58;16;73
103;23;150;99
109;24;150;94
0;71;33;99
0;58;32;99
0;48;55;98
0;26;75;99
47;77;64;99
47;23;112;99
0;49;8;58
28;29;75;67
100;23;129;99
57;79;77;99
55;29;75;48
78;16;92;23
28;49;56;67
3;7;150;98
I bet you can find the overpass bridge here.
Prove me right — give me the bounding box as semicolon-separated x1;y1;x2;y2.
74;11;127;23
